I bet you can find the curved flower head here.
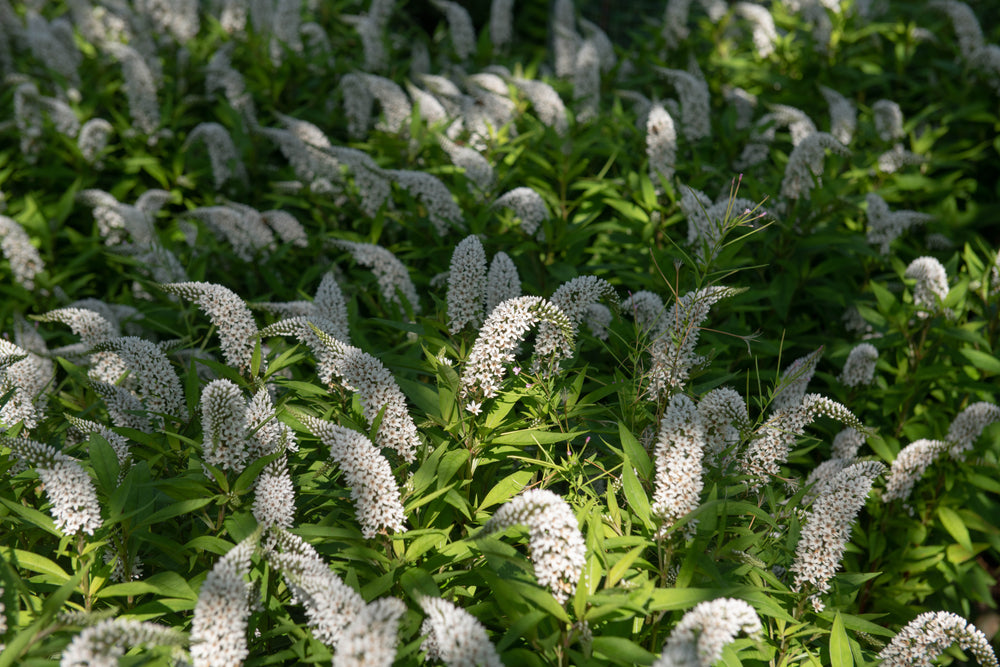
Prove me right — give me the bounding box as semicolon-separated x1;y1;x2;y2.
266;529;365;648
0;214;44;291
770;346;823;413
386;168;464;236
882;439;948;504
646;103;677;184
332;240;420;315
91;337;187;425
791;460;884;610
160;281;259;374
418;596;502;667
656;68;711;141
698;387;748;465
780;132;849;200
183;122;248;190
839;343;878;387
654;597;762;667
879;611;998;667
534;275;615;362
946;401;1000;459
252;457;295;529
432;0;476;60
483;488;586;603
865;193;933;255
190;534;259;667
60;617;185;667
301;415;406;539
6;436;103;537
493;187;549;237
333;597;406;667
460;296;573;406
0;339;52;430
200;379;250;473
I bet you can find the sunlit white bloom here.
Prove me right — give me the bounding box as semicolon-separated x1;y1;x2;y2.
160;281;260;374
652;394;706;537
0;215;44;291
92;380;152;432
654;598;762;667
657;68;711;140
493;187;550;237
419;597;503;667
358;74;412;134
904;256;949;318
252;457;296;529
60;617;184;667
832;427;866;459
879;611;999;667
946;401;1000;459
92;337;188;425
734;3;778;58
819;86;856;145
698;387;748;464
780;132;849;199
535;276;614;361
461;296;573;404
447;235;488;334
266;529;365;648
78;118;114;164
66;414;132;472
791;461;884;610
484;489;586;603
741;394;867;485
302;416;407;539
7;437;103;536
190;535;258;667
407;82;450;126
201;379;250;473
332;240;420;315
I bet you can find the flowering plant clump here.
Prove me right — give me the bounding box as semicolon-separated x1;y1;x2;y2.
0;1;998;665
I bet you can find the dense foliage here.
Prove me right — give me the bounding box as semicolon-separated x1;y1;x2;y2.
0;0;999;665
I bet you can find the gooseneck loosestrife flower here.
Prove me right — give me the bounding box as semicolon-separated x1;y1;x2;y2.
534;275;616;363
90;337;188;425
60;617;185;667
647;286;743;400
482;489;586;604
447;235;488;334
879;611;999;667
839;342;879;387
333;596;406;667
485;251;521;316
905;256;950;318
418;596;503;667
331;240;421;315
5;436;102;537
190;534;258;667
301;415;406;539
653;597;762;667
652;394;706;538
791;460;884;611
460;296;573;411
266;528;365;648
160;281;259;375
946;401;1000;458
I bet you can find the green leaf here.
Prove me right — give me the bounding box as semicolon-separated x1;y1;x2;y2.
98;571;198;601
490;429;581;445
398;567;439;600
11;549;70;582
605;545;645;589
0;567;85;667
479;470;533;511
959;348;1000;374
937;506;973;553
0;497;61;538
618;422;652;480
870;281;896;313
621;455;653;530
830;612;854;667
87;433;120;493
134;497;213;529
591;637;657;665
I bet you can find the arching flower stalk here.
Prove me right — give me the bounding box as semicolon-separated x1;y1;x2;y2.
482;489;586;604
331;240;420;315
333;597;406;667
60;617;185;667
791;460;884;611
882;439;948;505
190;533;260;667
301;415;407;539
0;339;52;430
780;132;849;200
265;529;365;648
879;611;999;667
5;436;102;537
534;275;616;363
418;596;503;667
90;337;188;426
460;296;573;412
946;401;1000;458
770;346;824;413
653;597;762;667
160;281;260;375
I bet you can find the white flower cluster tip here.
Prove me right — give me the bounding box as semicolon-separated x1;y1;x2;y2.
418;596;503;667
190;535;258;667
483;488;586;603
652;394;706;537
653;597;762;667
879;610;998;667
